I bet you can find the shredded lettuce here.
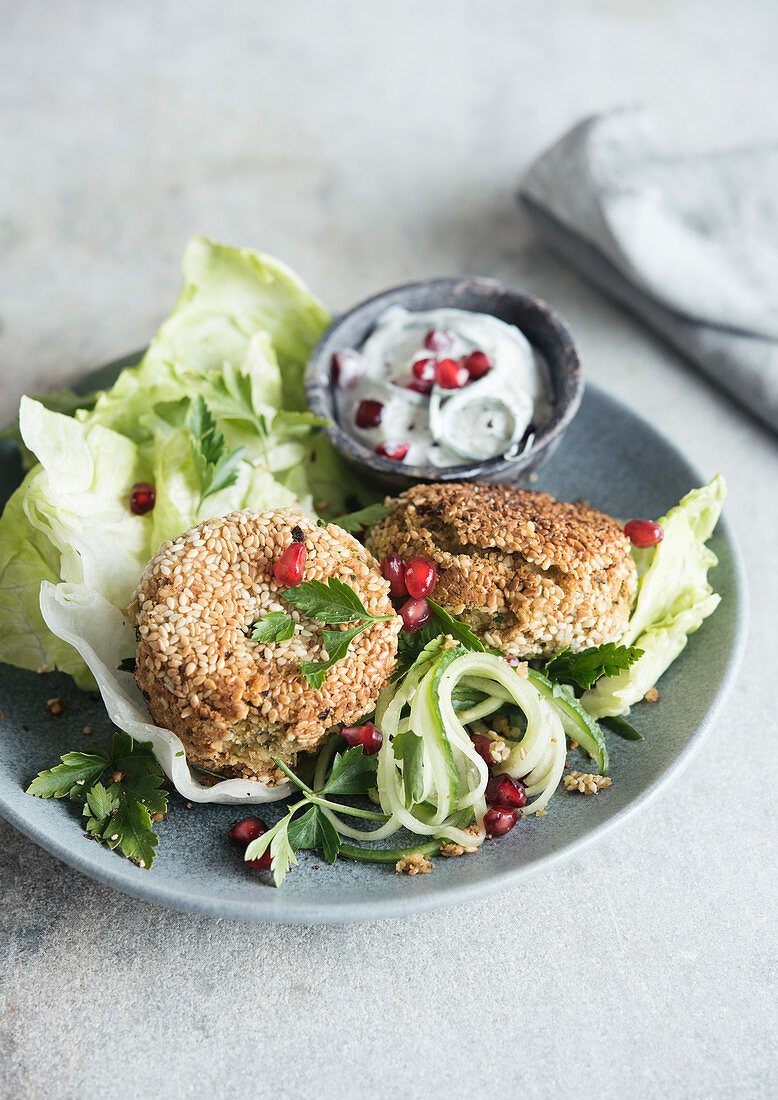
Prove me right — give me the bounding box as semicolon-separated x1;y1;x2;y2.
0;237;371;685
583;476;726;718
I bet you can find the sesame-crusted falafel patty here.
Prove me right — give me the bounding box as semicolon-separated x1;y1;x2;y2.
367;482;636;658
129;509;400;784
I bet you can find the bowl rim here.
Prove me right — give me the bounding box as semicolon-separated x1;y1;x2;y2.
304;276;584;481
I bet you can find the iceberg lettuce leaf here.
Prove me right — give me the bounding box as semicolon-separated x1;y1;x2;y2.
583;476;726;718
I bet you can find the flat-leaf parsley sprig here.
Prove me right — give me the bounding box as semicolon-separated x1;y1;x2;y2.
189;395;246;514
27;731;167;868
244;745;387;885
543;642;643;692
282;576;395;689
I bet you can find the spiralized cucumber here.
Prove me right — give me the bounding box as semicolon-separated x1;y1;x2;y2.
375;648;566;838
439;655;566;815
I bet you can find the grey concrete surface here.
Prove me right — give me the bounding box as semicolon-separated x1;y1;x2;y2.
0;2;776;1097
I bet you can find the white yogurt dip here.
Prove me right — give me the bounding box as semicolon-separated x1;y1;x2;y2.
333;307;551;465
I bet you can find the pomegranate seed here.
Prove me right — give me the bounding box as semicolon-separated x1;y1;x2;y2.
463;350;492;380
484;806;520;837
413;357;437;382
404;557;437;599
625;517;664;547
355;399;384;429
129;482;155;515
341;722;383;755
485;774;526;809
381;553;408;598
331;349;364;389
274;542;307;586
399;597;431;632
424;329;453;352
624;519;663;548
406;379;433;395
435;358;469;389
375;440;409;462
228;816;272;870
471;734;495;767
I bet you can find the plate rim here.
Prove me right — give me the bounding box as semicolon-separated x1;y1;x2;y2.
0;370;748;923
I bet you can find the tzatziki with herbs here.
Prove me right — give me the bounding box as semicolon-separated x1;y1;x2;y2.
331;307;551;466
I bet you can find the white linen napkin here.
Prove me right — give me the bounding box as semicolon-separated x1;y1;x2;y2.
521;108;778;433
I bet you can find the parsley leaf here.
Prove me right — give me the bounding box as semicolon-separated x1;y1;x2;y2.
544;643;644;692
396;603;483;679
250;611;296;644
189;395;246;513
320;745;379;797
244;810;301;887
287;805;340;864
27;749;109;800
284;576;394;688
27;733;167;868
300;623;372;689
331;502;390;533
427;601;485;652
284;576;392;625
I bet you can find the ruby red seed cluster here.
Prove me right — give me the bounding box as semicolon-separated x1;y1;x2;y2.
380;553;437;634
471;740;526;838
332;329;493;465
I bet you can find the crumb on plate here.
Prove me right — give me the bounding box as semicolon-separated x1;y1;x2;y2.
395;853;434;875
563;770;613;794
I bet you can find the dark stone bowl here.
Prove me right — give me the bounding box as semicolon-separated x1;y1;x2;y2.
305;277;583;491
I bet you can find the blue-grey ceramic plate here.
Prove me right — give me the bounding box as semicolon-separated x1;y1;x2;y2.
0;363;746;923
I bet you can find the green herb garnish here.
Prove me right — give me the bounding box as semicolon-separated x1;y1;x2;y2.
250;611;296;644
245;747;384;885
396;601;483;678
283;577;394;688
27;731;167;868
189;395;246;514
332;502;390;533
544;642;644;692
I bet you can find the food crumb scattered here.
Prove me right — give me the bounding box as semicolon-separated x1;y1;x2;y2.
150;812;167;824
569;739;579;750
395;853;433;875
487;737;509;764
45;697;66;715
535;808;547;817
186;802;193;809
82;726;92;735
563;771;613;794
110;771;124;784
36;665;49;675
528;472;539;483
644;686;659;703
440;840;478;857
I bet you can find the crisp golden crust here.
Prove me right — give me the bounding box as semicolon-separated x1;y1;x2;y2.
129;508;400;783
366;482;637;658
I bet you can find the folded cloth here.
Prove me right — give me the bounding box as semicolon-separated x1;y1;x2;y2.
521;108;778;433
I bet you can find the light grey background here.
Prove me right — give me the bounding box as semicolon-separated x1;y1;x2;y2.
1;2;775;1098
